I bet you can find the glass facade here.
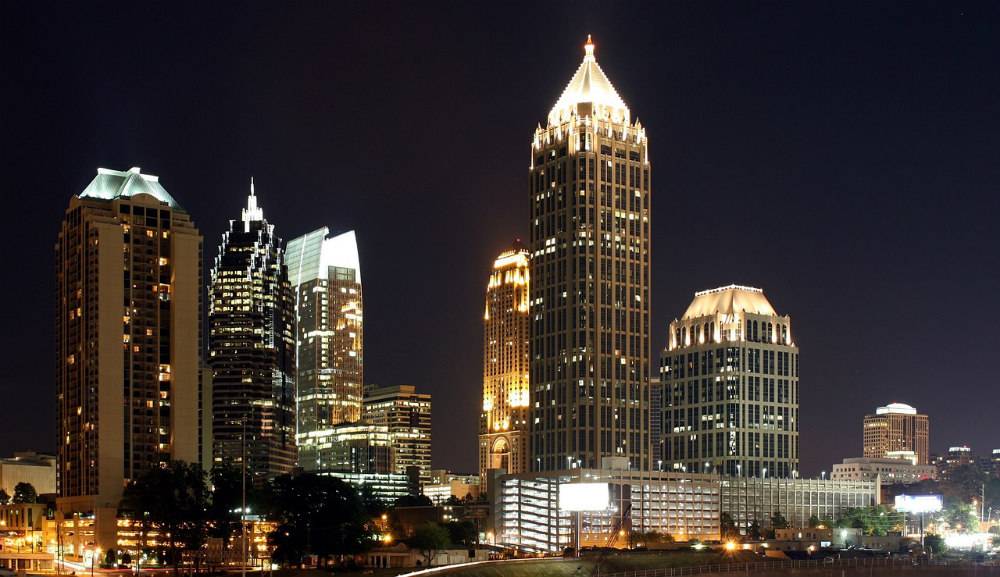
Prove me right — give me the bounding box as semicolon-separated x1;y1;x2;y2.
285;228;364;471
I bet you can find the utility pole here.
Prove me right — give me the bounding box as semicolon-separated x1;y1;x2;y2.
242;416;247;577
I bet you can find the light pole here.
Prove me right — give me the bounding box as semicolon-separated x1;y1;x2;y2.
241;416;248;577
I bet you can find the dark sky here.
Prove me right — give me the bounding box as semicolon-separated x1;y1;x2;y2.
3;2;999;476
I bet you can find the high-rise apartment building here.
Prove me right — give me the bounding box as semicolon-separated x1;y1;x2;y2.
55;167;206;552
479;245;530;488
529;37;651;471
660;285;799;478
364;384;432;483
862;402;929;465
208;182;296;484
285;228;363;470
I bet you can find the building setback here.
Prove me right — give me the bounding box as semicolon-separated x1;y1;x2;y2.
862;402;929;465
364;385;432;483
55;167;207;555
660;285;800;478
208;182;296;484
285;228;363;470
479;245;531;489
529;37;651;472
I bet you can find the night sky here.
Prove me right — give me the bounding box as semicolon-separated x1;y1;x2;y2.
3;2;999;476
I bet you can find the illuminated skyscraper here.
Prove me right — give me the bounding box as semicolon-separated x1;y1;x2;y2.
208;181;296;484
862;402;929;465
660;285;799;478
529;37;651;471
55;167;206;553
479;245;530;487
285;228;363;470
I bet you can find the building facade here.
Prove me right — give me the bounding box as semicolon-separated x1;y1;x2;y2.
285;228;363;470
364;385;432;483
479;245;531;488
529;37;651;472
55;167;206;555
495;468;719;552
862;402;929;465
0;452;56;496
719;477;878;534
831;457;936;484
660;285;799;478
208;182;296;484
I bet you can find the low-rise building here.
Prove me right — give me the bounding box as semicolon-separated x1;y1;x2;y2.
321;471;410;504
0;453;56;497
720;477;878;532
831;457;936;485
495;467;721;552
423;471;481;504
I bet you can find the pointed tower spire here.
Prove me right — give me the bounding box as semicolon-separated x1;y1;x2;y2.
242;176;264;226
548;36;629;126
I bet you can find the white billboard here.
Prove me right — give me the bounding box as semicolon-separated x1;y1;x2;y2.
559;482;610;512
894;494;943;513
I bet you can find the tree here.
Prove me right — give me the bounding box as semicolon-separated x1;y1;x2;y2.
923;534;946;555
264;473;374;566
942;501;977;532
747;520;762;540
445;520;478;547
0;489;9;505
631;530;674;545
409;522;449;567
770;511;789;530
12;482;37;504
359;483;387;517
720;513;739;539
807;515;821;528
835;506;901;536
394;494;433;508
119;461;209;576
206;464;243;558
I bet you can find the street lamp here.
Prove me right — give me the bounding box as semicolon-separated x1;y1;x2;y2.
821;471;826;480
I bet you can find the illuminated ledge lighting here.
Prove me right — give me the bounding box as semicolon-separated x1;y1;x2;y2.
695;284;763;297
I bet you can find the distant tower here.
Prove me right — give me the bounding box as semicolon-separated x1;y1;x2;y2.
55;167;205;554
285;228;363;470
660;285;799;478
479;244;530;488
208;180;296;484
365;384;433;483
862;403;929;465
530;37;651;471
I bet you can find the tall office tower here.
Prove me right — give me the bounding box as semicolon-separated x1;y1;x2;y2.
529;37;651;471
862;403;929;465
208;181;296;484
363;385;432;482
479;245;530;488
55;167;204;552
285;228;363;470
660;285;799;478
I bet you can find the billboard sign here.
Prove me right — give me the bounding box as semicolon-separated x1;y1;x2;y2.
894;494;943;513
559;482;611;512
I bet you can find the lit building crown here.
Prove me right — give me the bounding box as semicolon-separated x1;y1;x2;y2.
682;284;777;320
875;402;918;416
79;166;181;209
547;35;630;126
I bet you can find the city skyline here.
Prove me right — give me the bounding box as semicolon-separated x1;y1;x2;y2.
4;3;1000;477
